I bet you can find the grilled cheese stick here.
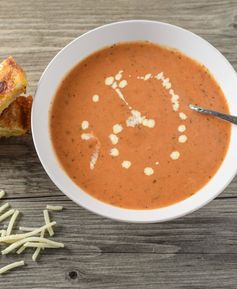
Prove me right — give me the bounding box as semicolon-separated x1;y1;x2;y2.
0;95;32;137
0;56;27;115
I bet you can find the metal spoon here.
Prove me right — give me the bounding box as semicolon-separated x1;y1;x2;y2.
189;104;237;125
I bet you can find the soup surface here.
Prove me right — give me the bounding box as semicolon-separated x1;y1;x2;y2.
50;42;230;209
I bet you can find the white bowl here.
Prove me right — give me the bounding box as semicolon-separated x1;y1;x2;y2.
32;20;237;223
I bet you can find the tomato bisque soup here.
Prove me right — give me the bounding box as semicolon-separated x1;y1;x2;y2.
50;42;230;210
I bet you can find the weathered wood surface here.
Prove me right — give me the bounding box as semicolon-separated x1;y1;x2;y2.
0;0;237;288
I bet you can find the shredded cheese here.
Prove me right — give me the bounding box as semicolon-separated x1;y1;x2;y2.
19;226;38;232
24;242;56;249
46;205;63;211
0;190;5;199
16;245;26;255
2;236;64;255
0;203;9;215
0;221;56;243
43;210;54;237
0;260;25;274
0;190;64;271
0;209;14;223
6;210;19;236
32;229;45;261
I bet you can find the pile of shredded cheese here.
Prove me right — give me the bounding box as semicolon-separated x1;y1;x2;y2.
0;190;64;274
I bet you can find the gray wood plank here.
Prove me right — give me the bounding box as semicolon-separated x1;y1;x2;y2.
0;0;237;288
0;197;237;288
1;252;237;289
2;196;237;255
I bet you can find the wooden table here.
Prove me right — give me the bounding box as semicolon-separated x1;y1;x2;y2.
1;0;237;288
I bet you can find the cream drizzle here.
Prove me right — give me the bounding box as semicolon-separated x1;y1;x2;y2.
92;94;99;102
81;133;93;140
121;160;131;169
105;72;131;108
144;167;154;176
137;71;188;162
90;145;100;170
81;120;89;130
105;71;156;161
113;124;123;134
105;76;114;86
179;135;187;143
109;134;119;145
126;110;145;127
110;148;119;157
178;125;186;132
114;88;131;108
115;70;123;81
80;132;101;170
170;151;180;160
101;70;189;174
179;112;187;120
105;71;155;128
119;80;128;88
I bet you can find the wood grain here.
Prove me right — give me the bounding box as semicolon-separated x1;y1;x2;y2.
0;0;237;288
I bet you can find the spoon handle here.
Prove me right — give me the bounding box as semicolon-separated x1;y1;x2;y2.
189;104;237;125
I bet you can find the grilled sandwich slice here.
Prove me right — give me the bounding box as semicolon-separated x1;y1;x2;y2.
0;56;28;115
0;95;32;137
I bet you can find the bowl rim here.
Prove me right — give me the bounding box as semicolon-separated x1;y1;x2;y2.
32;20;237;223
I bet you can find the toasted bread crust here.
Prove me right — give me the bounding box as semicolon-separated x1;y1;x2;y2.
0;95;32;137
0;56;28;114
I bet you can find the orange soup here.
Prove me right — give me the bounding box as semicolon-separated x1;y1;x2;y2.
50;42;230;209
